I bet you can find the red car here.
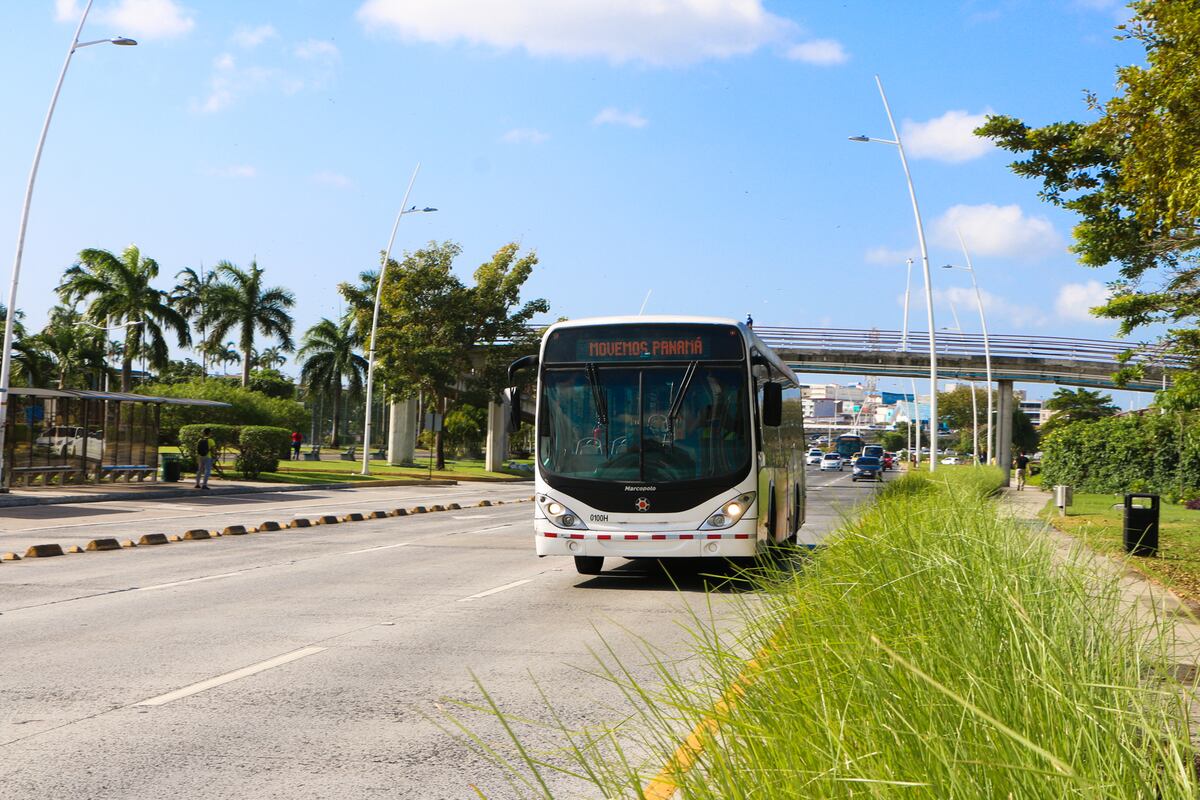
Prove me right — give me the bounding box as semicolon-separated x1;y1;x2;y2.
882;452;895;470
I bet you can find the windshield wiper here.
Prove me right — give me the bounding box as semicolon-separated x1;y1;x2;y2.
585;363;608;427
665;361;699;439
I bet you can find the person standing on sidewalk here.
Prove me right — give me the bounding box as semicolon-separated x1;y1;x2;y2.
291;430;303;461
1014;451;1030;490
194;428;216;490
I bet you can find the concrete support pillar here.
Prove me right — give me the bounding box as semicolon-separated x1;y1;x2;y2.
997;379;1014;487
485;397;509;473
387;396;418;466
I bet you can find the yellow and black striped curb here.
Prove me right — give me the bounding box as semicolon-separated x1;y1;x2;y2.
0;497;533;566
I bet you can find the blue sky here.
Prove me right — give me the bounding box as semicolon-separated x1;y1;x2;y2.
0;0;1154;404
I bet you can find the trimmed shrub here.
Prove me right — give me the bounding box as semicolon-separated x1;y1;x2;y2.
138;378;306;444
236;426;291;479
178;424;239;472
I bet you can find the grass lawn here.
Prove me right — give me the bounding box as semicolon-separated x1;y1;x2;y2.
1045;491;1200;603
206;455;532;485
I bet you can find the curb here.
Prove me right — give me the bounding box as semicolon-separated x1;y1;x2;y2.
1;497;535;567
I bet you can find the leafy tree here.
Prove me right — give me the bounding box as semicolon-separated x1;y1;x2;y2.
977;0;1200;380
341;241;547;468
138;378;307;444
171;266;217;376
1012;409;1040;454
1040;388;1119;436
156;358;206;384
297;315;367;447
246;368;296;400
57;245;191;391
200;260;295;387
880;430;907;452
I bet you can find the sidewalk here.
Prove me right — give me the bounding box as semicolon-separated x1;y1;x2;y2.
0;476;461;509
999;487;1200;728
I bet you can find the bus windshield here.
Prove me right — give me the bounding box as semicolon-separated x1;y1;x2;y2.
538;364;751;484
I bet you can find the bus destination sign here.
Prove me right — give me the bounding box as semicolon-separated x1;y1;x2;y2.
544;324;744;362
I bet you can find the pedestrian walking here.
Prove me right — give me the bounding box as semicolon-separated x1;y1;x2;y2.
1015;451;1030;490
194;428;216;490
291;430;303;461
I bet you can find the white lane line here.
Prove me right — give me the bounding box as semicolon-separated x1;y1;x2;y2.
136;570;250;592
458;578;532;602
135;646;328;707
451;514;497;520
337;541;412;556
472;524;513;533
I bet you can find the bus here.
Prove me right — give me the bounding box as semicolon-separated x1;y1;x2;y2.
834;433;865;460
507;316;806;575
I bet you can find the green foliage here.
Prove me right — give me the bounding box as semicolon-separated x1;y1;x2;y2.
1012;408;1040;453
178;423;238;471
880;430;907;451
245;368;296;399
977;0;1200;366
236;426;291;479
138;378;307;443
155;358;206;384
444;404;487;454
1040;388;1118;436
1040;411;1200;494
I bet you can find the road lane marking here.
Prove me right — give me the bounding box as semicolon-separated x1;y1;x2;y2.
135;646;328;707
451;514;497;520
136;570;250;592
338;542;412;556
458;578;532;601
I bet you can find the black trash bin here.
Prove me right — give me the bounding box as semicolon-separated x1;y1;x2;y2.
160;453;182;483
1123;493;1159;557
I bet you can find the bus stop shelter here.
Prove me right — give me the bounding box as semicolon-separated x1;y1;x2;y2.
1;388;228;489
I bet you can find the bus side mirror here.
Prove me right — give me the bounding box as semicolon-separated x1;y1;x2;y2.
762;383;782;427
506;387;522;431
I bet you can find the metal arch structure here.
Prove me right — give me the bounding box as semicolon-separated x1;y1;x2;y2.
752;327;1177;393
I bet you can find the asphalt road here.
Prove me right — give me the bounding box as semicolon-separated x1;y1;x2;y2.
0;468;881;799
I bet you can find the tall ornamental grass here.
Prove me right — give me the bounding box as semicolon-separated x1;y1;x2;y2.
463;468;1197;798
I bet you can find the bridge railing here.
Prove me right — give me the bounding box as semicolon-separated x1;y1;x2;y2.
752;327;1183;369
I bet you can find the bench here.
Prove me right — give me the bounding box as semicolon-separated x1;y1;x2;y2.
370;449;386;460
100;465;156;483
302;447;322;462
11;466;83;487
338;446;357;461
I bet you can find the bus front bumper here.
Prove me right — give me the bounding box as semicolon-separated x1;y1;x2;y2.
535;528;761;558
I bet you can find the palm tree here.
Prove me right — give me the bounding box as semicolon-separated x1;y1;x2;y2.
171;266;216;376
37;305;110;389
200;260;295;387
58;245;191;391
201;339;241;376
254;345;287;370
298;315;367;447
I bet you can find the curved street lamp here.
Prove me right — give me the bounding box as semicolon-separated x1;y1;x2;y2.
942;233;994;464
361;164;437;475
0;0;136;491
850;75;939;471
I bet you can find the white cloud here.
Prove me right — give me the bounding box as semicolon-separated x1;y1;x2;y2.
502;128;550;144
54;0;194;37
933;286;1044;329
232;24;276;48
593;107;647;128
901;109;993;163
205;164;257;178
932;204;1063;260
784;38;847;66
1054;281;1111;322
355;0;797;65
865;246;916;266
312;170;352;188
295;39;339;61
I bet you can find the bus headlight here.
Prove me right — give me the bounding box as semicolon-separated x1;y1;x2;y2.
536;495;588;530
699;492;755;530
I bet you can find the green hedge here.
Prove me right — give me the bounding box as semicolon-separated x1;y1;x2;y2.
178;424;239;472
236;426;290;479
1040;412;1200;497
137;379;307;444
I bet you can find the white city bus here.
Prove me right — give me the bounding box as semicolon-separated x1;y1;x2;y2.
507;316;806;575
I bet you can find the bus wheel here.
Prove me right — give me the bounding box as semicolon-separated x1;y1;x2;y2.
574;555;604;575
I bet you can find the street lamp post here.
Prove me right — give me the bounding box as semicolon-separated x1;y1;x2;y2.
361;164;436;475
943;230;994;464
850;75;939;471
0;0;135;491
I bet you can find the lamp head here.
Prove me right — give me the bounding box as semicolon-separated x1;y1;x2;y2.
421;207;438;213
111;37;138;46
848;135;870;142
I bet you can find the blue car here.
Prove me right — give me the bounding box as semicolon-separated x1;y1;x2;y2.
852;456;883;482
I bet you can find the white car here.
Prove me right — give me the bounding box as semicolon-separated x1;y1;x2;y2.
806;448;823;466
819;453;844;471
940;456;962;465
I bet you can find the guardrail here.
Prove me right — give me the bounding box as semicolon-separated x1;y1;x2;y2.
752;327;1183;369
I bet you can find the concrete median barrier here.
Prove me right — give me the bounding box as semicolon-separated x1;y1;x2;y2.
316;515;340;525
86;538;122;551
138;534;170;546
429;505;446;512
390;508;408;517
25;544;65;558
410;506;427;514
223;525;249;536
258;521;282;531
447;503;461;510
1;552;20;561
477;500;492;507
369;511;388;519
341;513;365;522
182;529;211;540
289;518;312;529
